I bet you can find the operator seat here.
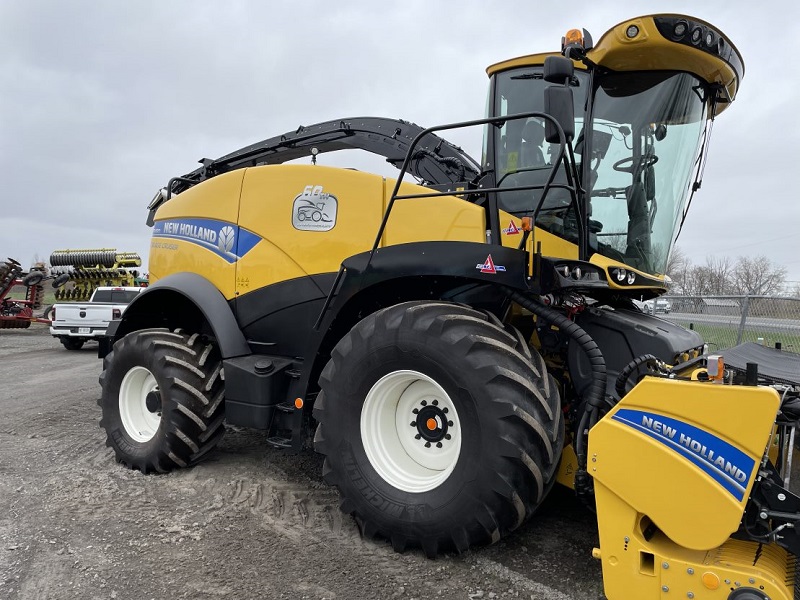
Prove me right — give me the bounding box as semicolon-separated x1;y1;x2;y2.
521;119;546;168
625;181;652;264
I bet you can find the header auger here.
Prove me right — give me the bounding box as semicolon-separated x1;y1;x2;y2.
94;13;800;599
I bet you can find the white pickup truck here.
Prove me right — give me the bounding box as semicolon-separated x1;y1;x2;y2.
50;286;144;350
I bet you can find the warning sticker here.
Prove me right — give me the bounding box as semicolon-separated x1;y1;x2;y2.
502;221;520;235
476;254;506;274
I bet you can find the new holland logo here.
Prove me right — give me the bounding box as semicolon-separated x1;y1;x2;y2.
152;218;261;264
502;221;520;235
476;254;506;274
218;225;236;253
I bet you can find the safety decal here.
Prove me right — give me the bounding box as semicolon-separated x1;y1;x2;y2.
152;218;261;264
292;185;337;231
611;408;755;501
476;254;506;274
502;221;520;235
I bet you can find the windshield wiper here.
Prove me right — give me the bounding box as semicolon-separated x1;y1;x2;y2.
510;73;581;86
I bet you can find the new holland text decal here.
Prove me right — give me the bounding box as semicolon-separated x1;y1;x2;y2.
611;408;755;501
292;185;337;231
477;254;506;274
152;218;261;264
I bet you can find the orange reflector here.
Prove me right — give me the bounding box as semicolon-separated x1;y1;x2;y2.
565;28;584;46
426;418;437;431
294;397;304;409
701;572;720;590
520;217;533;231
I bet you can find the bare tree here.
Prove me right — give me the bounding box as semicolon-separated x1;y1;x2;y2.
730;255;787;296
681;255;732;296
665;246;690;292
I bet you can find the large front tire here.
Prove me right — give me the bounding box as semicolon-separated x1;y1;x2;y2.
314;301;563;556
98;329;225;473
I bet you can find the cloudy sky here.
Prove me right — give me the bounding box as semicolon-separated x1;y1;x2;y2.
3;1;799;288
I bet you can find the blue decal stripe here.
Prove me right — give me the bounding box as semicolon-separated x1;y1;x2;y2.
152;233;236;263
612;414;746;501
152;218;262;263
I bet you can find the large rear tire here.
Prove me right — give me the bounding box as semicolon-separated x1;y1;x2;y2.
98;329;225;473
314;301;563;556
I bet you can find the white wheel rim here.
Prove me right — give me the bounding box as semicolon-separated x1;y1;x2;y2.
361;370;462;493
119;366;161;442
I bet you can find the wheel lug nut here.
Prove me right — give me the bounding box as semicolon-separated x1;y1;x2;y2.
432;399;438;406
436;442;443;448
412;408;419;414
445;434;451;440
415;434;421;440
448;421;453;427
424;442;431;448
421;400;427;406
442;407;448;414
410;421;417;427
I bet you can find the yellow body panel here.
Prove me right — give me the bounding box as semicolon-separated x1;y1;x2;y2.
589;253;668;292
149;170;245;298
382;179;485;246
486;15;740;112
593;489;794;600
152;165;490;300
236;166;385;295
589;15;741;110
590;378;779;550
589;378;786;599
555;443;578;489
486;52;584;76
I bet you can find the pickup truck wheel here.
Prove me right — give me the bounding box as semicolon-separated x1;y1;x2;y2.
60;337;84;351
314;301;563;557
98;329;225;474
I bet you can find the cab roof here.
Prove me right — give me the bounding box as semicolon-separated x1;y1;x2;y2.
486;14;744;115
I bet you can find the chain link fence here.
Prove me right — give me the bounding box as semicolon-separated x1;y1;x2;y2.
643;295;800;353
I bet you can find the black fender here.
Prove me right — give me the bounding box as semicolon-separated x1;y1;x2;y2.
107;272;250;359
295;241;529;400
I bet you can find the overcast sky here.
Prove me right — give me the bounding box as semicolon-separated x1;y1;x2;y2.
3;1;799;288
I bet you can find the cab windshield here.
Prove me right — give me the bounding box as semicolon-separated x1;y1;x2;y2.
588;71;707;274
489;67;708;276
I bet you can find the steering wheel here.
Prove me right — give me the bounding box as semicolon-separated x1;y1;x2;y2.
612;155;658;174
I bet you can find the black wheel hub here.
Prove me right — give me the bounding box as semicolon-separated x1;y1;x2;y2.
410;400;453;446
145;390;162;414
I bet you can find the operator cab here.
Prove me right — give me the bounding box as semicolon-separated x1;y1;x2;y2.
484;15;743;286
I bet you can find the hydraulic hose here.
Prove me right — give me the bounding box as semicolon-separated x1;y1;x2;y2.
505;289;606;501
615;354;658;399
413;149;466;182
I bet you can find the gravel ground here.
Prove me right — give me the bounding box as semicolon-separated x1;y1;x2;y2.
0;326;604;600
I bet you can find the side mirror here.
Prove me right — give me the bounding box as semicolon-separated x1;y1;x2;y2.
543;56;575;144
544;86;574;143
543;56;574;83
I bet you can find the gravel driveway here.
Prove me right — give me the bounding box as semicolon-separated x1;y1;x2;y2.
0;326;603;600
